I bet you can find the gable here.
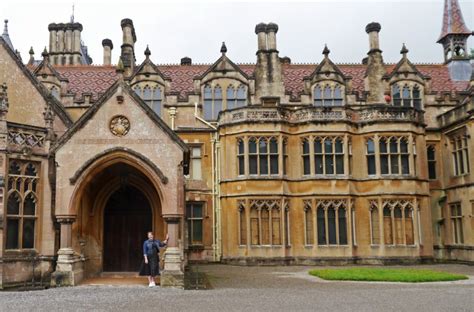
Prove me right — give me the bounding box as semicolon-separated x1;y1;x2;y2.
0;39;73;128
53;81;189;156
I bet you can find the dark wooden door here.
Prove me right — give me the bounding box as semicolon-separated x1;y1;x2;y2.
103;186;152;272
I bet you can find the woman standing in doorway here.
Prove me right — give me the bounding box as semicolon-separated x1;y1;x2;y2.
139;231;169;287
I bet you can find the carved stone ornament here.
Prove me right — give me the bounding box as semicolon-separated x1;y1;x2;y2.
109;115;130;137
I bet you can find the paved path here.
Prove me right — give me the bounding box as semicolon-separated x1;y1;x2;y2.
1;264;473;312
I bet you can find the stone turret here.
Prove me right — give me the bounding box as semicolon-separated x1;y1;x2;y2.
437;0;473;80
364;22;386;104
254;22;285;105
120;18;137;77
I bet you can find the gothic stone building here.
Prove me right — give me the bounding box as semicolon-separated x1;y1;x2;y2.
0;0;473;288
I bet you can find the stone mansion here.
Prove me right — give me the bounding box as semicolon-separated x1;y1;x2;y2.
0;0;472;288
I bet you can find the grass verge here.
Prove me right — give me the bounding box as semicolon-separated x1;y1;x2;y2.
308;268;468;283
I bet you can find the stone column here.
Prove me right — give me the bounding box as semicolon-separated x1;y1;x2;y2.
51;215;84;287
161;216;184;288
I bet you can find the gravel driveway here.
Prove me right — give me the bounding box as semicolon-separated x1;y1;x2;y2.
0;264;473;312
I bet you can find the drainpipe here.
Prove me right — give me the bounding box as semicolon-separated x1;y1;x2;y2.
194;103;221;262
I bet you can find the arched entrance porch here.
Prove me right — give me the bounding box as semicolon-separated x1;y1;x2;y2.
72;161;165;277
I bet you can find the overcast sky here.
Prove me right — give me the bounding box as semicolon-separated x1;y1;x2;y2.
1;0;472;65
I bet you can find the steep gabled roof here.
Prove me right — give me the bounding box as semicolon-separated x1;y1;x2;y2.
386;45;428;80
129;48;170;83
197;47;251;82
51;79;189;154
0;37;73;127
306;46;346;81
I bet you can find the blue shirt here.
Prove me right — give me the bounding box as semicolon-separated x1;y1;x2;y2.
143;239;166;256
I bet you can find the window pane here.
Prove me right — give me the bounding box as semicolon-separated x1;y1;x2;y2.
261;209;270;245
270;155;278;174
324;139;333;153
9;161;21;174
379;140;387;153
401;155;409;174
214;100;222;120
272;213;281;245
192;147;201;157
305;209;314;245
7;193;20;215
249;156;258;174
22;219;35;248
314;139;322;153
367;156;376;175
152;101;161;116
367;139;375;153
400;140;408;153
328;208;336;244
24;194;36;216
314;86;322;106
335;139;343;153
303;156;310;175
192;159;202;180
6;219;19;249
249;139;257;153
317;208;326;245
390;155;399;174
204;100;213;120
315;155;323;174
303;140;309;154
259;156;268;175
238;156;245;175
25;163;37;176
240;209;247;245
325;155;334;174
204;86;212;99
336;155;344;174
427;146;435;160
428;162;437;179
380;155;389;174
269;139;278;153
259;140;268;154
338;208;347;245
192;220;203;244
238;140;244;154
250;209;259;245
389;139;398;153
371;208;380;244
143;86;152;100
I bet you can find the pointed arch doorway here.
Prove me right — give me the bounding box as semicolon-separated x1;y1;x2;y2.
103;185;152;272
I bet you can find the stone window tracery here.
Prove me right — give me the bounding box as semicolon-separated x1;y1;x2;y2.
227;85;247;110
315;200;348;246
6;160;40;250
391;83;423;110
203;84;223;121
382;200;415;246
379;136;410;175
450;134;470;176
427;145;437;180
247;137;279;176
313;83;344;106
133;84;163;116
246;199;285;246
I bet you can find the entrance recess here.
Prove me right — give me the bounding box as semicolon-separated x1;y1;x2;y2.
103;185;152;272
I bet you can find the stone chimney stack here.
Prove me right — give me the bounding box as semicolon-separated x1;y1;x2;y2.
254;22;285;105
102;39;113;65
120;18;137;77
364;22;386;104
48;22;84;65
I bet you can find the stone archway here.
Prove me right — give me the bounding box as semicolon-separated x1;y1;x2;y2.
73;161;165;278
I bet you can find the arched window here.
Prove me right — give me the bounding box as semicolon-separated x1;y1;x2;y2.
366;138;376;175
313;86;323;106
237;139;245;176
143;85;152;102
392;85;401;106
317;205;326;245
370;202;380;244
269;138;279;175
272;207;281;245
327;206;337;244
214;86;223;119
250;206;259;245
259;139;269;175
226;86;236;110
394;205;403;244
427;145;436;179
152;87;162;116
323;85;332;105
383;205;393;245
314;138;323;174
203;85;213;120
304;204;314;245
402;85;411;107
333;86;343;106
133;85;141;96
338;206;347;245
261;207;270;245
302;139;310;175
413;85;421;110
236;85;247;107
248;138;258;175
404;207;414;245
239;205;247;245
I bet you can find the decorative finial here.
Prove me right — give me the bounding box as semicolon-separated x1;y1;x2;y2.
400;43;409;56
42;47;48;57
29;46;34;55
3;19;8;34
322;44;330;57
71;4;75;23
144;45;151;58
220;41;227;54
2;19;14;50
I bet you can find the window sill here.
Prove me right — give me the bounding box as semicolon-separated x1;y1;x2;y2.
188;245;205;251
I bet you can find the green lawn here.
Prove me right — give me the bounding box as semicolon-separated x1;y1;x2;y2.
309;268;468;283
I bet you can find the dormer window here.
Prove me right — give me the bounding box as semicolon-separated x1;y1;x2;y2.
391;84;422;110
203;85;223;121
227;85;247;110
133;84;163;116
313;84;344;106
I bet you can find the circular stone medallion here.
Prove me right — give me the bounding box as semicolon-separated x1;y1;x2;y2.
109;115;130;137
